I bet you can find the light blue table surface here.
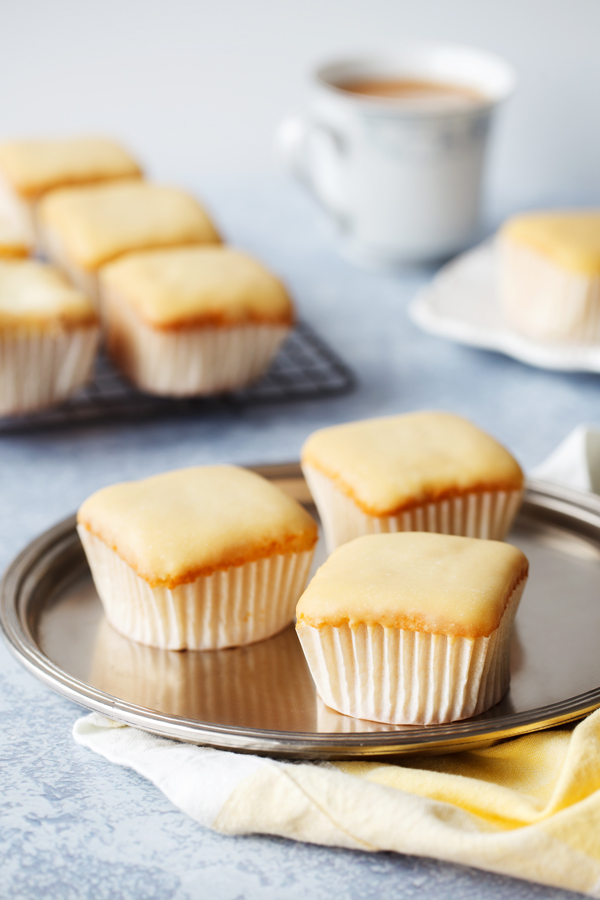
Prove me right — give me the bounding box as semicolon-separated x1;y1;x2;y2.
1;178;598;900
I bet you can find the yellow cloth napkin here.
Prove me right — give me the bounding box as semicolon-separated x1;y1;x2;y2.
74;708;600;895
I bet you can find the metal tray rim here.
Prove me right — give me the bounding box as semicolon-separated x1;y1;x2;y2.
3;471;600;759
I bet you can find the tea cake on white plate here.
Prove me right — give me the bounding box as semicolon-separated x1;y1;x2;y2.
100;245;294;396
302;410;524;552
0;136;142;248
296;531;529;725
38;180;221;304
0;259;99;415
77;465;318;650
499;211;600;343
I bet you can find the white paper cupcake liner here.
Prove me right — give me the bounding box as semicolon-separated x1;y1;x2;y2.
297;578;526;726
78;526;314;650
0;324;99;415
303;464;522;553
499;239;600;343
103;292;290;396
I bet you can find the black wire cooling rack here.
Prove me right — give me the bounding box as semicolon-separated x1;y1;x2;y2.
0;320;355;434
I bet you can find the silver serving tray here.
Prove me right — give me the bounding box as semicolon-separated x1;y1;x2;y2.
3;464;600;759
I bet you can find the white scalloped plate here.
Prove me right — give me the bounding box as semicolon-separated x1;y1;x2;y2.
409;241;600;372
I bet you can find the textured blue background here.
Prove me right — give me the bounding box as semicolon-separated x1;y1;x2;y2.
1;180;596;899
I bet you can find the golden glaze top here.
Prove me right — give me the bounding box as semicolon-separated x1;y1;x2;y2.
302;411;523;516
0;214;30;259
39;180;221;270
501;212;600;275
101;246;294;328
0;137;141;198
296;532;528;637
0;259;97;330
77;465;318;588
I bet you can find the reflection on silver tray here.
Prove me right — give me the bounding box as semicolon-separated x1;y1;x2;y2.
2;464;600;759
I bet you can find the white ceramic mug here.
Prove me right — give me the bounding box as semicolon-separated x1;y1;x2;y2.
277;43;516;267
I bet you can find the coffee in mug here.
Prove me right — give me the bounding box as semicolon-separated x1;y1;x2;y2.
338;77;487;109
277;43;516;267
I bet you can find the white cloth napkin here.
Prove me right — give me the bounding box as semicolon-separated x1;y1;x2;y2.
530;424;600;492
72;426;600;896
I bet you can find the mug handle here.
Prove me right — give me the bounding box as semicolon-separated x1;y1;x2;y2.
276;114;349;228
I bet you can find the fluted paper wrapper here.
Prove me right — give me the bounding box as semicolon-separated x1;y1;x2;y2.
303;464;522;553
104;293;290;396
499;239;600;343
0;324;99;415
78;527;314;650
297;579;526;726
